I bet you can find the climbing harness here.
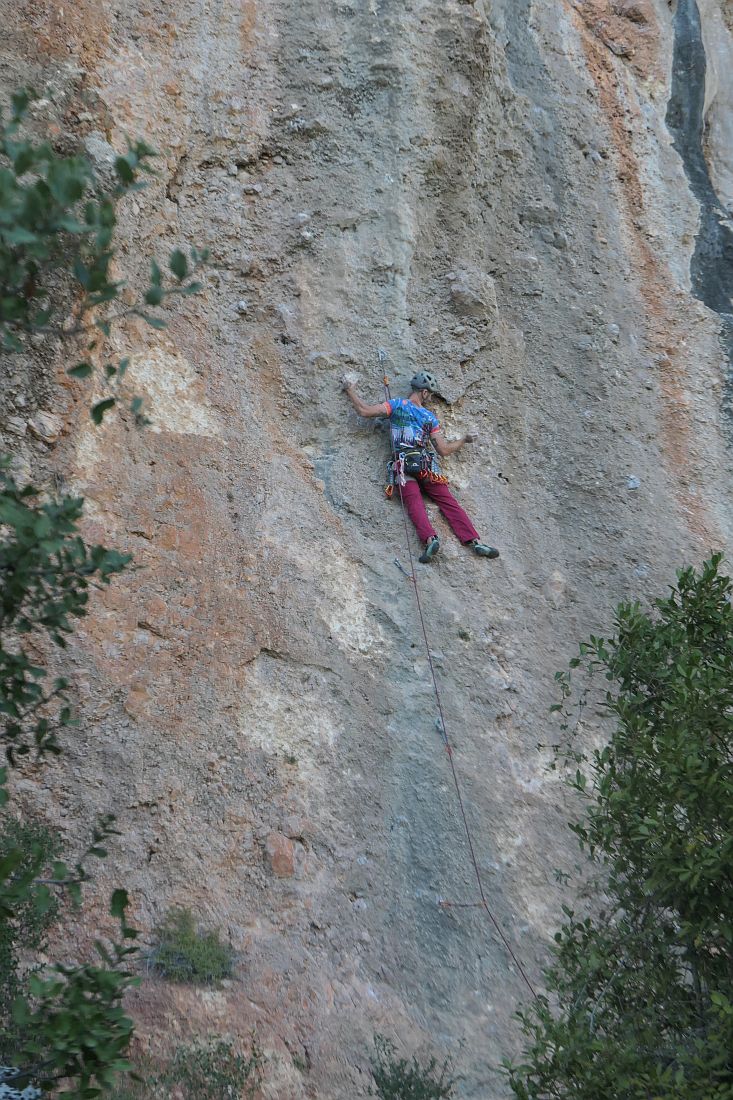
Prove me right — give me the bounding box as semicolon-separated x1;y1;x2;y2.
383;398;450;499
379;351;538;1001
385;450;449;498
399;447;449;481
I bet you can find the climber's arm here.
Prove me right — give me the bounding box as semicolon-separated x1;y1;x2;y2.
343;382;388;419
432;431;477;457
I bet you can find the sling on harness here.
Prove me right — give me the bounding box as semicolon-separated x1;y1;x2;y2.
385;442;449;499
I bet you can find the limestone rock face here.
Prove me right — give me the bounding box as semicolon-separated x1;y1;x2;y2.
3;1;733;1097
265;832;298;878
449;269;498;321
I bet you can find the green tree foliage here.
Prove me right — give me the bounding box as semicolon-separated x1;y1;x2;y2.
0;817;60;1060
0;88;205;422
369;1035;456;1100
10;887;138;1097
0;810;138;1097
506;554;733;1100
149;907;235;985
0;464;129;761
0;807;139;1095
0;88;206;1097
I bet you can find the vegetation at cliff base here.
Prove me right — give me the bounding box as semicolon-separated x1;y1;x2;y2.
506;554;733;1100
107;1038;264;1100
0;817;60;1061
369;1035;457;1099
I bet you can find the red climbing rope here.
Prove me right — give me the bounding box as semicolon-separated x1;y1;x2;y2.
381;361;538;1002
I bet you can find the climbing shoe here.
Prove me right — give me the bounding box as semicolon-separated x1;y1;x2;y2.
419;536;440;564
471;540;499;559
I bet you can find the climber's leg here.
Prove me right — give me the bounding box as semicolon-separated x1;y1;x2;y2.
421;480;480;543
398;478;437;543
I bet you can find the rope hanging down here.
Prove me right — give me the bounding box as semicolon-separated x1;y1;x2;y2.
379;351;538;1002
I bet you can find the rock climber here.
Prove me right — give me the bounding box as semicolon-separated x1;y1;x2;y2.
342;371;500;564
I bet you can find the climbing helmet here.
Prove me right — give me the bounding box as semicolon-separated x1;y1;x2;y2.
410;370;441;394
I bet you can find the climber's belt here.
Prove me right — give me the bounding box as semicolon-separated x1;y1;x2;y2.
396;448;429;476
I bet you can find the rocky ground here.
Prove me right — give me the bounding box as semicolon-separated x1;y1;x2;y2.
2;1;733;1096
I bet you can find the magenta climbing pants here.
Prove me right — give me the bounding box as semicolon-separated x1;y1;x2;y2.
398;478;480;544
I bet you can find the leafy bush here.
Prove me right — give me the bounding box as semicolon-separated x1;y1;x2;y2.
0;447;137;1097
506;554;733;1100
150;908;234;984
11;888;137;1097
0;817;60;1060
107;1038;264;1100
0;462;129;761
369;1035;456;1100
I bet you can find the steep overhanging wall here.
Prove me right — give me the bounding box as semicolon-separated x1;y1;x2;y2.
2;1;733;1097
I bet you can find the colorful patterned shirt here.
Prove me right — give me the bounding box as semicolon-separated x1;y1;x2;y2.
383;397;441;450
